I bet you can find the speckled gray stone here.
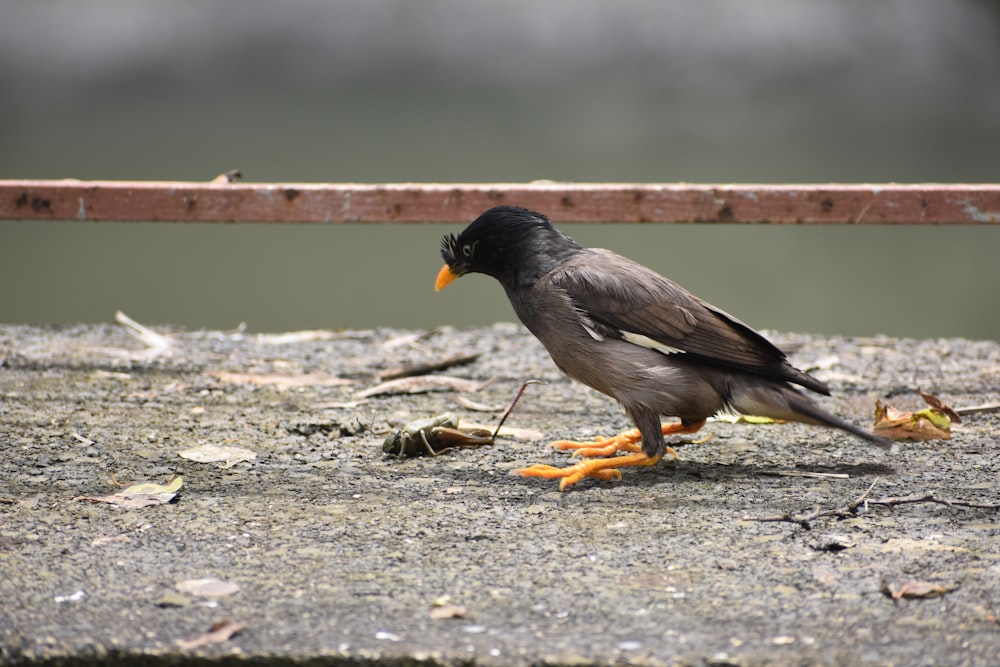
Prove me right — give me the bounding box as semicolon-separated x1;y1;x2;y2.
1;323;998;666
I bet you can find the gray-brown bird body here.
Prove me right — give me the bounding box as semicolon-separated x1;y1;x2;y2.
439;205;892;461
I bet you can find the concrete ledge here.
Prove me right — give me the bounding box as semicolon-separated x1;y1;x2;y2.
1;323;998;666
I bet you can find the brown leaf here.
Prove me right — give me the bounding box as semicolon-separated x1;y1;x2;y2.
881;577;959;600
429;599;467;619
176;620;245;650
76;490;179;508
873;398;951;440
918;390;962;424
75;475;183;507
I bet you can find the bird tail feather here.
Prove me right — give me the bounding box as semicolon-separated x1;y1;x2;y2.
729;382;895;452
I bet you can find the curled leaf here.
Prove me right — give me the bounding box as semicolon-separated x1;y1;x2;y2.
120;477;183;495
429;595;467;619
873;398;951;441
177;620;245;650
429;603;467;620
881;577;959;600
918;390;961;424
75;476;182;507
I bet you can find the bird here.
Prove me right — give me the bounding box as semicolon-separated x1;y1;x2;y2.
435;205;893;489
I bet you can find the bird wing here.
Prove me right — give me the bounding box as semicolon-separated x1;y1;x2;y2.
549;249;829;393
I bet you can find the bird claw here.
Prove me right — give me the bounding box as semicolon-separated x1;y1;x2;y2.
551;428;643;458
515;462;623;490
570;444;637;458
516;452;663;490
549;422;702;460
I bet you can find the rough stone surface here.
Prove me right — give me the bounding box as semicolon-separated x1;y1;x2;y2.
1;322;999;666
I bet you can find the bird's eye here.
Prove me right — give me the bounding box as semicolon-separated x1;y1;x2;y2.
461;244;473;258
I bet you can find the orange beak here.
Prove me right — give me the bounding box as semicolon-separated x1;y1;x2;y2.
435;264;461;291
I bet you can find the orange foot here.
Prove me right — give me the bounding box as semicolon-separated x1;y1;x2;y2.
516;452;664;491
518;420;708;490
549;420;708;459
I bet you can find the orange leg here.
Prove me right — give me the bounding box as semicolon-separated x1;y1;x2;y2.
517;420;707;490
517;453;664;491
550;420;708;459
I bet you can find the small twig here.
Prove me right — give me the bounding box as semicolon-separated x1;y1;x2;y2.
954;402;1000;416
108;470;126;488
70;432;95;446
491;380;545;440
744;478;878;529
375;353;480;381
115;310;173;360
866;493;1000;511
382;330;436;350
760;470;850;480
743;477;1000;529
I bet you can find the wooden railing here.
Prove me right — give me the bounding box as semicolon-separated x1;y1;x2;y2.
1;180;998;224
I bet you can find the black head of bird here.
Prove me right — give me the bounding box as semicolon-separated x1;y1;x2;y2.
437;206;582;291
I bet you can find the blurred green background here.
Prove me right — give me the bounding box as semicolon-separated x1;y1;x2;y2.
2;1;998;338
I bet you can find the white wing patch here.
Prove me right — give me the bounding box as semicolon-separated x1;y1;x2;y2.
622;331;686;356
574;307;606;341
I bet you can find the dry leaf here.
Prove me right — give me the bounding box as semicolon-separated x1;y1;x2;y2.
918;390;961;424
873;397;952;440
179;443;256;468
881;577;959;600
120;477;183;496
429;595;467;619
75;494;175;508
177;620;245;650
429;603;467;620
176;578;240;598
155;592;191;608
75;476;182;507
356;375;495;398
209;370;353;389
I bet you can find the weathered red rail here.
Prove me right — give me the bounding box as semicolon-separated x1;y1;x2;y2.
1;180;997;224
